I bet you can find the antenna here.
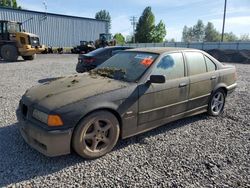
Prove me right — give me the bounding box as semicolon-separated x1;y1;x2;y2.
130;16;137;43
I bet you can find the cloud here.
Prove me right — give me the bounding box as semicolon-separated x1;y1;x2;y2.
210;16;250;35
21;2;45;12
111;15;132;36
211;16;250;27
166;27;182;41
125;0;204;7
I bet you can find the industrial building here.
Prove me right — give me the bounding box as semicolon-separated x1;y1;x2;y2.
0;6;108;47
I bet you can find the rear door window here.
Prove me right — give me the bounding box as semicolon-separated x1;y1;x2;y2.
185;52;207;76
204;56;216;72
151;53;185;80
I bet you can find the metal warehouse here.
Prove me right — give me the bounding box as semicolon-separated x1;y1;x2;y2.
0;7;107;47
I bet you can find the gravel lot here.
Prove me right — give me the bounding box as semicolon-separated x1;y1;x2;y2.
0;54;249;187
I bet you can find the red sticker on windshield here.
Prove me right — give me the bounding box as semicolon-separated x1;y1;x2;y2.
140;58;153;67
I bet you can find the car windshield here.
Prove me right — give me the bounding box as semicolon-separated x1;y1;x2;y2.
90;51;159;82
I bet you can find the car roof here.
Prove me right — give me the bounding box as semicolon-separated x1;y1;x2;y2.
126;47;199;54
102;46;132;50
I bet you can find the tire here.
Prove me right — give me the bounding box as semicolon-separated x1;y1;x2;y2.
72;111;120;159
208;89;226;116
1;44;18;62
22;54;35;60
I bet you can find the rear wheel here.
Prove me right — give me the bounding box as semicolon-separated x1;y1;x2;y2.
1;44;18;62
208;89;226;116
22;54;35;60
72;111;120;159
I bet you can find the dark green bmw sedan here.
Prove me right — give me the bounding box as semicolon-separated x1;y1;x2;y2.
17;47;237;159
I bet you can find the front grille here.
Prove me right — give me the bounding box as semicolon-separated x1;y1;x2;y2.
30;37;40;47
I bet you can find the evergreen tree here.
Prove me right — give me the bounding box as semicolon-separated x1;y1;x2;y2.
135;7;155;43
95;10;111;31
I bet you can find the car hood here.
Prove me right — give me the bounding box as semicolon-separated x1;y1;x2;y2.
24;73;129;110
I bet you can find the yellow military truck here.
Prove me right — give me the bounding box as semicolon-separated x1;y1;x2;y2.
0;20;45;61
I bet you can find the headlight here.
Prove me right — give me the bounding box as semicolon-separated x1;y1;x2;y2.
33;109;48;124
33;109;63;126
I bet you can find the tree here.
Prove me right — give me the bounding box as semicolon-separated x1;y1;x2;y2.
182;25;189;42
239;34;250;41
223;32;238;42
0;0;20;8
113;33;125;45
182;25;195;42
193;20;205;42
95;10;111;31
135;7;166;43
169;38;175;42
135;7;155;43
204;22;220;42
150;20;166;43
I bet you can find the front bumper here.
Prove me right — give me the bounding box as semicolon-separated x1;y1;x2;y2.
19;45;46;56
16;109;73;157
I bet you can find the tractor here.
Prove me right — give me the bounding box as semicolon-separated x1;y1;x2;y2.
0;20;45;62
95;33;116;48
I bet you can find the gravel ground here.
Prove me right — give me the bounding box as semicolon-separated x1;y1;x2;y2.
0;54;249;188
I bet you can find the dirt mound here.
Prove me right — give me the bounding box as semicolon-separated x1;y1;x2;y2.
206;49;250;63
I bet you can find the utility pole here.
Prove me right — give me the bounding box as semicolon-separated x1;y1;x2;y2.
221;0;227;42
130;16;137;43
41;0;48;20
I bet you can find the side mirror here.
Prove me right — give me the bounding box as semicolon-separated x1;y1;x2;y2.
149;75;166;84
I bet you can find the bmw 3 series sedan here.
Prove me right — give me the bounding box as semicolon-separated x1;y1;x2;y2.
17;47;237;159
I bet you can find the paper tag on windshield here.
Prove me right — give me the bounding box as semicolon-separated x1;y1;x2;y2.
135;54;153;59
140;58;154;67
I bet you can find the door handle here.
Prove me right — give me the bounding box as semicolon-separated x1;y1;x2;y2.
210;76;217;80
179;82;187;87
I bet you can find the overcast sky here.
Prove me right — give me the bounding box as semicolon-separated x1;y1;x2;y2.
17;0;250;41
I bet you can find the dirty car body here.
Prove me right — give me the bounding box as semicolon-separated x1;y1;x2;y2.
17;47;237;157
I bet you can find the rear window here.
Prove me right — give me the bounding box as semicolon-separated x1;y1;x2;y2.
87;48;107;56
185;52;207;76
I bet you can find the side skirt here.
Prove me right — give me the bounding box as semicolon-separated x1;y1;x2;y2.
121;105;208;139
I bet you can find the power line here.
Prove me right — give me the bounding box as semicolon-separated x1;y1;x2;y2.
130;16;137;43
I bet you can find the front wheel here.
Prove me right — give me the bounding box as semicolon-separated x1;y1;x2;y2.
208;89;226;116
1;44;18;62
72;111;120;159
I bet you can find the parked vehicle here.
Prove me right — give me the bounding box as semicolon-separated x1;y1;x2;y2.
71;41;96;54
0;20;44;61
76;46;132;73
17;47;237;159
95;33;116;48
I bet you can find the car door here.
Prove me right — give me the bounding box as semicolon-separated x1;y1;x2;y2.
184;51;219;110
138;52;189;127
